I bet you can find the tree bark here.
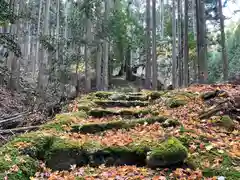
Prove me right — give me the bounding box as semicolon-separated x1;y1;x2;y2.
103;0;110;90
37;0;51;97
172;0;177;88
183;0;189;87
34;0;43;78
145;0;151;89
196;0;207;83
152;0;157;90
218;0;228;81
84;16;92;92
177;0;182;87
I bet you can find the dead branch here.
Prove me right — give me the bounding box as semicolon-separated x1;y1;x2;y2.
0;126;40;135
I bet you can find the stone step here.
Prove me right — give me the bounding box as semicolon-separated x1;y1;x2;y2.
18;135;187;171
71;116;179;134
88;108;156;118
93;100;149;108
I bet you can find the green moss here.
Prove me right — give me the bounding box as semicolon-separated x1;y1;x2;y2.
178;134;194;147
93;100;149;108
71;116;176;133
148;91;166;100
88;109;119;117
88;108;152;118
146;137;188;168
186;149;239;179
167;98;187;108
161;119;180;127
92;91;115;98
219;115;235;131
42;111;87;131
0;155;38;180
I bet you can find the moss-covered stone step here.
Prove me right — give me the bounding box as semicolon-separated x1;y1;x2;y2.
93;100;149;108
0;132;187;174
42;111;88;131
108;94;149;101
71;116;179;133
88;108;156;118
167;98;187;108
92;91;165;100
16;134;187;171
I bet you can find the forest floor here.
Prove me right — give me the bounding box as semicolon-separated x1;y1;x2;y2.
0;84;240;180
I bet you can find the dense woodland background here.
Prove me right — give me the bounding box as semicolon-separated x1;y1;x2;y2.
0;0;240;114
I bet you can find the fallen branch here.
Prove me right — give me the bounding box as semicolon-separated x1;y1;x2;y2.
0;126;40;135
0;111;31;129
199;98;239;120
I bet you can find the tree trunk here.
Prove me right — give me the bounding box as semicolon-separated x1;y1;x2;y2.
192;0;197;40
84;16;92;92
103;0;110;90
9;0;24;91
196;0;207;83
56;0;60;67
183;0;189;87
177;0;184;87
34;0;43;78
152;0;157;90
145;0;151;89
160;0;164;38
37;0;51;97
172;0;177;88
218;0;228;81
125;44;132;81
96;44;103;90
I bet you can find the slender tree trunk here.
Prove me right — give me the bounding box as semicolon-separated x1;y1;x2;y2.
9;0;24;91
56;0;60;66
103;0;110;90
172;0;177;88
218;0;228;81
160;0;164;38
177;0;182;87
84;16;92;92
152;0;157;90
145;0;151;89
38;0;51;96
197;0;207;83
95;1;103;90
192;0;197;40
96;44;103;90
34;0;43;78
183;0;189;87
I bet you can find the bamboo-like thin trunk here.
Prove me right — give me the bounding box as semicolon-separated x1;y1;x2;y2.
152;0;157;90
172;0;177;88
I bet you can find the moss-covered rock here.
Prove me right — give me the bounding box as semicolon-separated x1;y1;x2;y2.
92;91;115;99
147;91;166;100
146;137;188;168
0;132;56;180
219;115;235;131
167;98;187;108
88;108;151;118
71;116;179;133
109;94;149;101
93;100;149;108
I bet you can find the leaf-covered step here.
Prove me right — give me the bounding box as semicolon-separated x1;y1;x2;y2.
93;100;149;108
108;94;149;101
14;134;187;171
92;91;165;100
88;108;156;118
71;116;179;134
